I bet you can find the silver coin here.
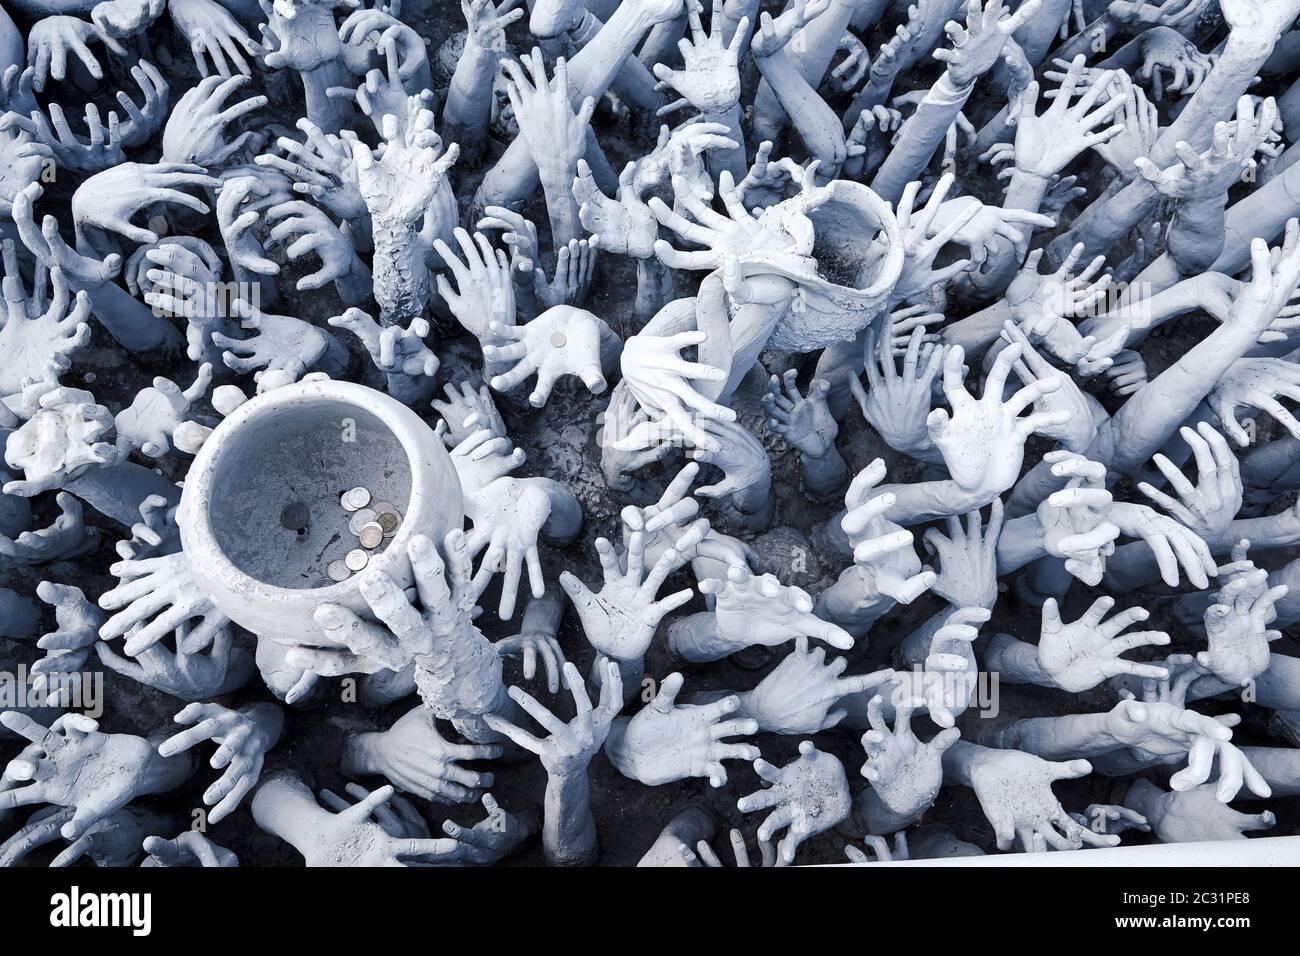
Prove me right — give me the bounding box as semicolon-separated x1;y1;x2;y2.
376;510;400;536
327;560;351;582
348;508;377;536
345;487;371;511
359;522;384;549
345;548;369;572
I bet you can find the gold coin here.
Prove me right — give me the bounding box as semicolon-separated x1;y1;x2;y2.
345;548;369;572
377;511;400;535
327;560;351;582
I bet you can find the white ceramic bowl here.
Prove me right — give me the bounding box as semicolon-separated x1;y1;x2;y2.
178;379;463;647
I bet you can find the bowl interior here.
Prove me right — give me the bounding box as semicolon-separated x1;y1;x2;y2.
810;198;889;291
206;400;412;590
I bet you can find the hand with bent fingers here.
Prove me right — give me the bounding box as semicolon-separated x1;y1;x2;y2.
850;325;943;461
113;364;212;459
763;370;837;459
251;773;463;867
27;16;125;94
892;174;979;300
0;493;98;567
142;831;238;867
689;416;772;517
0;712;190;840
1197;568;1287;687
841;460;936;605
1035;451;1120;585
559;531;693;665
465;476;579;619
211;304;334;379
447;427;525;496
485;661;622;864
1037;596;1171;692
483;308;613;407
158;702;283;823
883;607;988;728
169;0;264;78
257;119;365;222
606;672;759;787
573;160;658;260
26;582;103;705
923;500;1003;610
1128;781;1275;843
432;381;506;447
97;550;229;657
72;162;220;249
1137;423;1242;541
1108;501;1216;590
0;243;92;398
4;389;123;497
329;308;439;388
440;793;538;865
216;176;285;278
617;329;734;453
699;563;855;657
0;805;166;867
741;638;894;735
1001;321;1102;452
1006;246;1121;375
860;692;960;820
95;624;254;700
496;629;566;695
265;199;366;292
927;344;1069;501
317;784;433;840
1210;358;1300;448
344;705;501;803
162;75;266;166
1102;690;1267;802
737;742;851;864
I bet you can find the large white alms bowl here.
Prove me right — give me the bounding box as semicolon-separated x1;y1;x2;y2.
178;379;463;647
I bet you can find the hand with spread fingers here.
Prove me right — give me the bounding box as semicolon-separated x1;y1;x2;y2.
736;742;851;865
606;672;759;788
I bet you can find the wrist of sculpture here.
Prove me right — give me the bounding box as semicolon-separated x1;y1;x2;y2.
666;611;745;663
800;446;849;500
341;730;380;776
143;745;198;795
335;253;373;306
983;632;1056;687
814;572;891;639
994;513;1048;575
372;219;431;326
1122;777;1165;821
539;480;583;543
544;769;598;866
